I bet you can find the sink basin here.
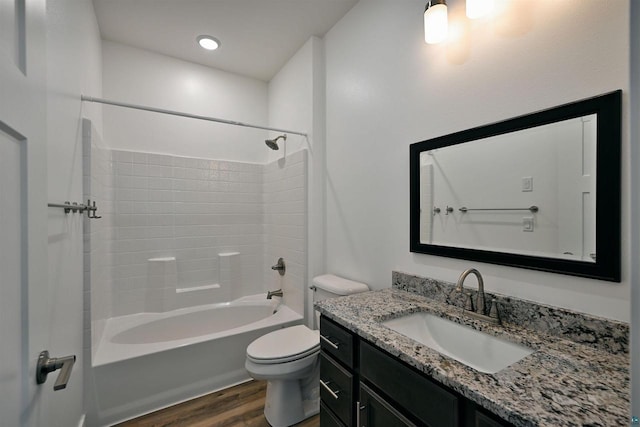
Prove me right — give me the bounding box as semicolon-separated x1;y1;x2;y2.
381;312;534;374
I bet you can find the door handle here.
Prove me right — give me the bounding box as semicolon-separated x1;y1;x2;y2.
36;350;76;390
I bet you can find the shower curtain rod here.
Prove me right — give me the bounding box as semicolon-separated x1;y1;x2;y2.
80;95;308;137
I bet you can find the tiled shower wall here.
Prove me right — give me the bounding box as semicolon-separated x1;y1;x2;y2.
82;119;114;358
263;151;307;316
109;150;268;316
84;125;308;321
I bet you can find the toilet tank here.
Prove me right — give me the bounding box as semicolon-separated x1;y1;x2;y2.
312;274;369;303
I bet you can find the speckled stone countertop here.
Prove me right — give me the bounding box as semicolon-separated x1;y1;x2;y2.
315;288;630;427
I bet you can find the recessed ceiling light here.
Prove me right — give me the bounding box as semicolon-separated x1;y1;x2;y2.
197;35;220;51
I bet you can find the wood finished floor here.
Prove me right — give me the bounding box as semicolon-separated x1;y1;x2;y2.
116;380;320;427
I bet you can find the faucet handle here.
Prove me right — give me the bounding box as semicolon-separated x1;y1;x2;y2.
489;299;501;322
464;292;474;311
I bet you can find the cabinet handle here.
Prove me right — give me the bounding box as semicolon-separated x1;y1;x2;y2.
319;379;340;399
356;401;366;427
320;334;339;349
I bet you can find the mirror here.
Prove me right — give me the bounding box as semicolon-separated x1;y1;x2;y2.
410;91;621;282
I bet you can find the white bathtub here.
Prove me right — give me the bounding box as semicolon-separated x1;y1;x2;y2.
89;295;303;426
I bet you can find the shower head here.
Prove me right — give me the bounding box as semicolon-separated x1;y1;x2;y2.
265;134;286;150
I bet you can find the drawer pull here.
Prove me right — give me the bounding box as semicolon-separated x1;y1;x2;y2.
320;379;340;399
320;334;339;349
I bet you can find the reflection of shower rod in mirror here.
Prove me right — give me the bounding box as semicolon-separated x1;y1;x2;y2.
432;205;539;214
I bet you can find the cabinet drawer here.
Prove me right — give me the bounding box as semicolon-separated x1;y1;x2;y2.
360;341;459;427
321;402;346;427
320;352;354;426
359;383;416;427
320;316;355;368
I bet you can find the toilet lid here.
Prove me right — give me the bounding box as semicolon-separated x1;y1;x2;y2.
247;325;319;363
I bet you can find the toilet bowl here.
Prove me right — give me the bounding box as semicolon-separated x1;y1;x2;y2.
245;274;369;427
245;325;321;426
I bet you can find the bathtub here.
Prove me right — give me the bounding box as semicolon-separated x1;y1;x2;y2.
89;295;303;426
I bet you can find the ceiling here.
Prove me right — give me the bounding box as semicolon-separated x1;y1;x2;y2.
93;0;359;82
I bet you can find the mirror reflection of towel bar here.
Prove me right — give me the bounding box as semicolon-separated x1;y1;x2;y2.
459;205;539;213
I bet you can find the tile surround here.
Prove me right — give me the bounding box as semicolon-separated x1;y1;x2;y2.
84;129;307;321
263;151;307;316
82;119;114;359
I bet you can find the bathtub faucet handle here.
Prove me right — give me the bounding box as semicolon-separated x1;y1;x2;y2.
271;258;285;276
267;289;283;299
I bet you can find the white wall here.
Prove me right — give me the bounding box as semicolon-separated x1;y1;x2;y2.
324;0;630;321
102;41;269;163
268;37;326;326
45;0;102;425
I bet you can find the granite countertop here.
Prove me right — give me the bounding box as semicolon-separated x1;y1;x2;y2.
315;288;630;427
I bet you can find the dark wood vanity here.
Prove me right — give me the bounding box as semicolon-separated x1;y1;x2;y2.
319;315;514;427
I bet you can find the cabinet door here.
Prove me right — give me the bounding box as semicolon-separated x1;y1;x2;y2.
360;341;459;427
321;402;346;427
475;410;511;427
359;383;416;427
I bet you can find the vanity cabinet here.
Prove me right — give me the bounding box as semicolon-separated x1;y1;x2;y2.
319;315;515;427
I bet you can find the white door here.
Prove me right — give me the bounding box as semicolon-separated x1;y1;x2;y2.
1;0;51;425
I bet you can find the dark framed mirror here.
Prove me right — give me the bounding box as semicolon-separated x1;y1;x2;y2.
410;91;621;282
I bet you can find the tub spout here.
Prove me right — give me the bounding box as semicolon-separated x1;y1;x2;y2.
267;289;283;299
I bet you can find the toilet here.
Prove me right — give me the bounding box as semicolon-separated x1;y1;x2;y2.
245;274;369;427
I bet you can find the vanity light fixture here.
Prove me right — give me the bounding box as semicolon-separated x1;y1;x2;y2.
424;0;448;44
197;35;220;51
466;0;494;19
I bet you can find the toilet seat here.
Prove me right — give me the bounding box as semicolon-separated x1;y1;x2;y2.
247;325;320;364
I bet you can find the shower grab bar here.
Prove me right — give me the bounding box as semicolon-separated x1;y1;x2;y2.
459;205;539;213
81;95;308;137
48;199;101;218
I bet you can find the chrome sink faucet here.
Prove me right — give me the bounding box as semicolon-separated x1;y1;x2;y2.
455;268;500;324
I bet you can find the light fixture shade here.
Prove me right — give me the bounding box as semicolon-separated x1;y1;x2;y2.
197;35;220;51
466;0;494;19
424;0;448;44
